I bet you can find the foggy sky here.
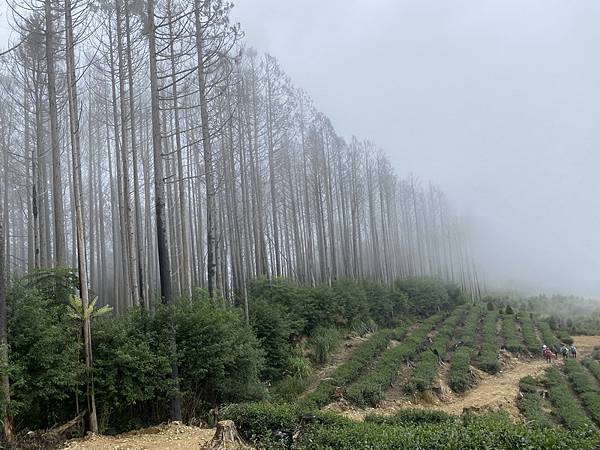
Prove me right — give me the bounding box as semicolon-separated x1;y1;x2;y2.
0;1;598;297
231;0;600;298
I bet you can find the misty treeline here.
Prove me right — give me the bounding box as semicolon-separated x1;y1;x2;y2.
0;0;481;439
0;0;480;310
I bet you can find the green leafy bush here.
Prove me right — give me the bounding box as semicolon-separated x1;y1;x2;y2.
448;347;472;392
394;278;462;317
502;313;524;353
563;359;600;425
556;330;574;345
224;402;600;450
545;367;595;431
7;271;81;431
478;309;500;374
517;376;554;428
584;358;600;381
93;297;266;431
365;408;454;425
517;312;541;354
249;296;296;382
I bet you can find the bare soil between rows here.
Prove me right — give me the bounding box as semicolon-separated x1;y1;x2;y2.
326;335;600;421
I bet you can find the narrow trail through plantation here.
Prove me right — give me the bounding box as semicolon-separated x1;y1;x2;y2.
326;335;600;422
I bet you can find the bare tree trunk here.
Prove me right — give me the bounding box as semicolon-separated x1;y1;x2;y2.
44;0;66;266
64;0;98;431
0;128;13;445
194;1;217;297
147;0;182;421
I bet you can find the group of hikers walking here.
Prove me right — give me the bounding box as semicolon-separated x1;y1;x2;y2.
542;343;576;363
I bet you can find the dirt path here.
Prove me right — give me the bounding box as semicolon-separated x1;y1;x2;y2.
430;356;548;419
326;353;548;421
572;335;600;357
63;423;215;450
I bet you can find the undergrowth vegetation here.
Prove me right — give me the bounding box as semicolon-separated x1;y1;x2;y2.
4;270;466;434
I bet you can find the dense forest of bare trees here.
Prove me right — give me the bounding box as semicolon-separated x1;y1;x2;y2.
0;0;480;314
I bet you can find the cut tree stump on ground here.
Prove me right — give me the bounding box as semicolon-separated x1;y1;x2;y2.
199;420;253;450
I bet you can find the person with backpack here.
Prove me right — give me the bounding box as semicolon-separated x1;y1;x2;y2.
560;344;569;360
570;345;577;359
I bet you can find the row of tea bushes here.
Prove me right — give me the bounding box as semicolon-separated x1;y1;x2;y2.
517;376;554;428
299;325;409;409
563;359;600;425
478;309;500;374
345;314;443;406
545;367;595;431
518;312;541;354
223;402;600;450
406;306;470;393
448;306;480;392
502;313;524;353
583;358;600;383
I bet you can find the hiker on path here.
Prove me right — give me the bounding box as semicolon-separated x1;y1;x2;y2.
543;347;554;363
570;345;577;359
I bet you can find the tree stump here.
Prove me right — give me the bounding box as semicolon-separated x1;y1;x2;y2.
200;420;253;450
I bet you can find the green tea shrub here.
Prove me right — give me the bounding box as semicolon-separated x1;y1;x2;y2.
448;347;472;392
502;313;524;353
478;309;500;374
583;358;600;381
346;314;442;406
406;307;467;393
563;359;600;425
517;312;541;354
300;326;408;409
517;376;554;428
225;402;600;450
536;319;562;349
545;367;595;431
365;408;454;425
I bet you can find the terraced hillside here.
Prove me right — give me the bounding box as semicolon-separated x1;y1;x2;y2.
297;304;581;420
